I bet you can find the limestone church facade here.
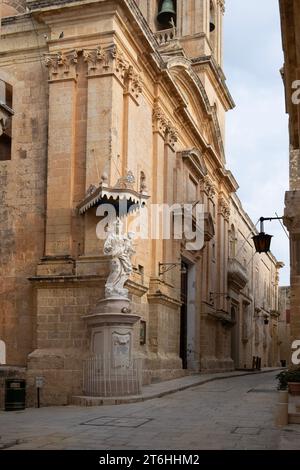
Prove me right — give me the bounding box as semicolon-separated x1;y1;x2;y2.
0;0;283;405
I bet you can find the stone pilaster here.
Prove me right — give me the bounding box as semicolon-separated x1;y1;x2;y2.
217;195;230;311
289;148;300;191
151;104;178;276
83;45;129;190
44;50;78;256
284;189;300;342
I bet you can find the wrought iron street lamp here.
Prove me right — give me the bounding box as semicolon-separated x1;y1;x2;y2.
252;216;283;254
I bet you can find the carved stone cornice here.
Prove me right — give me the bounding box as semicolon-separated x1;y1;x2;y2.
202;175;216;201
44;50;78;81
152;104;178;147
218;196;230;221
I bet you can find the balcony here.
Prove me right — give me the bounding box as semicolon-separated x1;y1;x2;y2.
154;27;177;46
228;258;249;291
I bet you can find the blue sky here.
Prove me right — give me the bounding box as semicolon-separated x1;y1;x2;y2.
224;0;290;285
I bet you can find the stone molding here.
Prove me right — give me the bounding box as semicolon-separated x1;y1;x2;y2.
152;104;178;147
44;50;78;81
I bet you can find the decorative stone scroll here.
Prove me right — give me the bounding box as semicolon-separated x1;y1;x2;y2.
152;104;178;147
44;50;78;81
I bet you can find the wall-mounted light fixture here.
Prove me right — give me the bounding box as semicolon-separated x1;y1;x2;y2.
159;262;187;276
252;216;284;254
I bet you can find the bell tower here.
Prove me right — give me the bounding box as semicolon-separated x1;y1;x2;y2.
152;0;225;65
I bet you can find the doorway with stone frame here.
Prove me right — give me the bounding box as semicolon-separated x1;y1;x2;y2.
180;260;197;370
231;303;240;369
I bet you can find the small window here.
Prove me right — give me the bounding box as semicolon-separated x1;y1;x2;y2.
0;80;13;109
0;340;6;365
0;80;13;161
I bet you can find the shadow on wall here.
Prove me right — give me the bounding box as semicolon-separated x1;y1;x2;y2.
0;340;6;365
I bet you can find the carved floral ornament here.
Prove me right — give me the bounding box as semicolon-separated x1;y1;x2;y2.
218;196;231;221
44;45;143;97
152;105;178;147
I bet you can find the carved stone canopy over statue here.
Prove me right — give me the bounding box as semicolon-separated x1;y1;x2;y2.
104;218;135;299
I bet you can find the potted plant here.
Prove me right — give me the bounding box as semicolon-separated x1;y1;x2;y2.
276;368;300;395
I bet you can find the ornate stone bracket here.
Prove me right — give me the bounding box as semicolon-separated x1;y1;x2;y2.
153;104;178;148
44;50;78;81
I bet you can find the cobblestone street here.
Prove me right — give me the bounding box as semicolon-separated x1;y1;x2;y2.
0;371;299;450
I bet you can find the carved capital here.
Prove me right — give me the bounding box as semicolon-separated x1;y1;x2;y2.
166;124;178;147
106;44;130;81
153;105;169;133
202;175;216;200
125;65;143;100
44;50;78;81
218;196;230;221
153;104;178;147
83;45;143;96
83;46;106;75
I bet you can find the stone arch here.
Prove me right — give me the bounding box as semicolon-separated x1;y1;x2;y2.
0;340;6;364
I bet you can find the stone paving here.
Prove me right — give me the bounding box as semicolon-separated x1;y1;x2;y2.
0;371;300;450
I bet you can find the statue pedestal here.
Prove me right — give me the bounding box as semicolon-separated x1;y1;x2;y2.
83;297;141;397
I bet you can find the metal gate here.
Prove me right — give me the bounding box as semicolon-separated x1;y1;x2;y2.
83;355;142;397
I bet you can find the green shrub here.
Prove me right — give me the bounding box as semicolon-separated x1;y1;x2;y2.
276;368;300;390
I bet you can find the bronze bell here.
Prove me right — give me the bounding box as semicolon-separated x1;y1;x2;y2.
210;17;216;33
157;0;176;27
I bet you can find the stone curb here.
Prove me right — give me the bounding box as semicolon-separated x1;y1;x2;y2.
72;368;283;407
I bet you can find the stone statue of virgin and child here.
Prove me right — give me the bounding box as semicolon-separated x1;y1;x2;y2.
103;218;135;299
